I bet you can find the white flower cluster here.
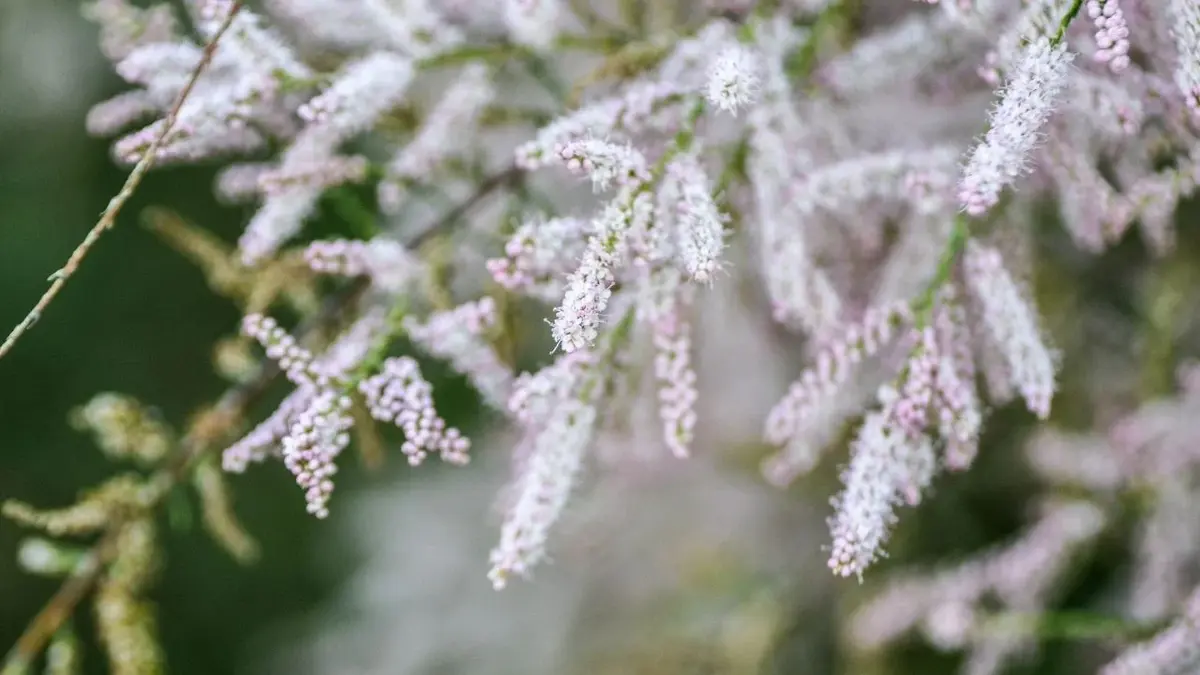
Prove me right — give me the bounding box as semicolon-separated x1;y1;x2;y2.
52;1;1200;670
959;37;1075;216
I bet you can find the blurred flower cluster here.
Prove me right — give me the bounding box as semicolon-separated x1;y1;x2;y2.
6;0;1200;673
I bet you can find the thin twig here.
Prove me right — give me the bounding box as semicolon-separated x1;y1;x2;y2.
0;3;244;363
0;162;521;672
0;542;109;675
405;165;523;249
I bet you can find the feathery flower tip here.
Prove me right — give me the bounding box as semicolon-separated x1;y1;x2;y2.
964;242;1057;418
551;192;650;352
665;154;725;282
959;37;1074;216
555;139;650;192
297;53;414;137
706;45;762;115
827;408;922;579
489;400;596;588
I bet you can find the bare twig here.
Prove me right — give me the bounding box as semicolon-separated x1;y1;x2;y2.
0;162;522;673
405;164;523;249
0;3;244;363
0;542;109;675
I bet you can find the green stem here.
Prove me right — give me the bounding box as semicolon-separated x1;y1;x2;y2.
786;0;850;85
982;609;1167;642
344;298;409;393
1052;0;1085;46
577;307;637;403
324;188;380;239
911;215;969;326
667;97;707;161
715;136;750;204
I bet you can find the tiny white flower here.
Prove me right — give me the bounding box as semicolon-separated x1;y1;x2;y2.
706;45;762;115
959;37;1074;216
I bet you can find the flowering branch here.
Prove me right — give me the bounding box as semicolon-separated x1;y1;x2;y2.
0;277;348;675
1;161;518;671
8;0;1200;670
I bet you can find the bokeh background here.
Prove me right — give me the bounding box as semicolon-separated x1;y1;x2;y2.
3;2;1200;675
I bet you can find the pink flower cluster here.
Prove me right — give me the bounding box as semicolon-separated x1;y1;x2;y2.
63;1;1200;668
